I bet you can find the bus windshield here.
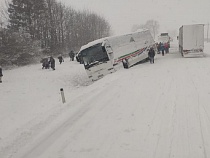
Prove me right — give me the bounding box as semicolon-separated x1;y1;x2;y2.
80;43;109;69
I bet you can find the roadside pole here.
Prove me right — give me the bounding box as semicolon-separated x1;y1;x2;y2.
207;23;209;43
60;88;66;103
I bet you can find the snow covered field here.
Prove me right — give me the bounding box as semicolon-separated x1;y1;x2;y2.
1;41;210;158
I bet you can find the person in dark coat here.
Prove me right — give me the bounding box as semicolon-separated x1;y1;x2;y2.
148;47;155;64
58;55;64;64
0;66;3;83
49;56;55;70
41;58;50;69
164;42;169;53
69;50;75;61
122;58;128;68
161;42;165;56
157;42;161;54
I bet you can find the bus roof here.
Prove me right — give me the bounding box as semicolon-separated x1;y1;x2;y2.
79;28;150;52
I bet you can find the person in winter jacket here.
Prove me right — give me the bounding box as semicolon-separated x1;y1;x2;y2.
122;58;128;68
157;42;161;54
58;55;64;64
164;42;169;53
41;58;50;69
148;47;155;64
49;56;55;70
69;50;75;61
0;66;3;83
160;42;165;56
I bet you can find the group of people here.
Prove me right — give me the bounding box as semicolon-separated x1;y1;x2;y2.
0;50;76;83
148;42;170;64
157;42;170;56
41;50;75;70
41;56;56;70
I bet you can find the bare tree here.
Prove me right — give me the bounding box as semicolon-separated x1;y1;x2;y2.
144;20;159;39
1;0;111;66
132;20;159;39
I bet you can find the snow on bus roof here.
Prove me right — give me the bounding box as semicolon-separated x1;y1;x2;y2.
79;38;106;51
79;28;149;52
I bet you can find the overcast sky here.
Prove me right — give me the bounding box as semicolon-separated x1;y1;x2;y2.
1;0;209;36
59;0;210;36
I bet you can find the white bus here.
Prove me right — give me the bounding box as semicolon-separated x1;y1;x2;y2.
79;29;155;81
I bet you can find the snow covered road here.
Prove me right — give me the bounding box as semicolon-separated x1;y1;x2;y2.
1;42;210;158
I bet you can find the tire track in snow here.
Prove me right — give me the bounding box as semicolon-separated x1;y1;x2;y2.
141;69;176;157
190;76;207;158
17;104;93;157
16;80;119;158
185;61;207;158
168;101;177;158
0;84;102;158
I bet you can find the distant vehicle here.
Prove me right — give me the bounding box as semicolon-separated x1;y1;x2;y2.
179;24;204;57
158;33;171;47
79;29;155;81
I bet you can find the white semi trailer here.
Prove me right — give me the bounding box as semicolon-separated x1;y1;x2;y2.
179;24;204;57
158;33;170;47
78;29;155;81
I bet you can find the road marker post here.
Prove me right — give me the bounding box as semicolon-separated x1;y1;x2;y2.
60;88;66;103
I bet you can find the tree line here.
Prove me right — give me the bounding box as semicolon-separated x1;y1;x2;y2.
0;0;111;66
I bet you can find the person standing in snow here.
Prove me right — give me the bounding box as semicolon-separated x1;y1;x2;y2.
41;58;50;69
148;47;155;64
164;42;169;53
161;42;165;56
49;56;55;70
0;66;3;83
157;42;161;54
122;58;128;68
58;54;64;64
69;50;75;61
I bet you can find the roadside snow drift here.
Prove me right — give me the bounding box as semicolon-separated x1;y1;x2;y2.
0;42;210;158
